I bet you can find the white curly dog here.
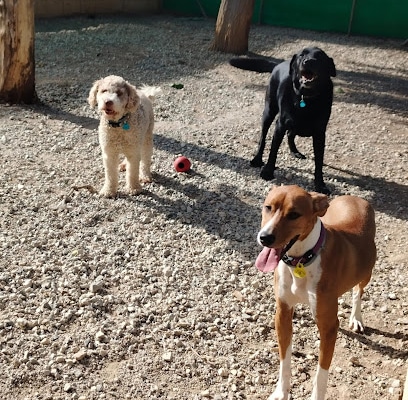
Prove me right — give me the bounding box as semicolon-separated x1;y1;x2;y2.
88;75;161;197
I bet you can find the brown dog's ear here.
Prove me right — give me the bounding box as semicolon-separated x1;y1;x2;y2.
125;82;140;113
310;192;330;217
88;80;100;108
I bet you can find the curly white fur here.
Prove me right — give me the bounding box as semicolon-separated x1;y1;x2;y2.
88;75;161;197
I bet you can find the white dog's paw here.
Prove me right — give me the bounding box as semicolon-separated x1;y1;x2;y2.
349;316;364;333
140;175;152;184
125;185;143;196
99;187;117;198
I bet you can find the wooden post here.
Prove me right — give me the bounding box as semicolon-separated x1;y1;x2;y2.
0;0;36;104
210;0;255;55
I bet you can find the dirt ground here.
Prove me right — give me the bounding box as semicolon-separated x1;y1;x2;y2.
0;15;407;400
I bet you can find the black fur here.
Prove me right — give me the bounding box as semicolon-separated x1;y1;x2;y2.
229;57;277;73
230;47;336;194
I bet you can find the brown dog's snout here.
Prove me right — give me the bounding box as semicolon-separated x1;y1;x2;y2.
259;233;275;247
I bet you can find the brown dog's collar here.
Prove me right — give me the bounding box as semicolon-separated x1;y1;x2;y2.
281;223;326;267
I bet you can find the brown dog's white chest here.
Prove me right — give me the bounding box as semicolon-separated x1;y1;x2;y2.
276;257;322;318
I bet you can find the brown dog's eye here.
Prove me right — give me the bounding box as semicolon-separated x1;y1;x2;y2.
287;212;301;220
264;205;272;212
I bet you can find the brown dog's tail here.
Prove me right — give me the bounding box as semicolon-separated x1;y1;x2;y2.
229;57;277;73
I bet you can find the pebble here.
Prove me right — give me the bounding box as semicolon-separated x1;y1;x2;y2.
218;367;229;378
73;349;88;361
162;352;173;361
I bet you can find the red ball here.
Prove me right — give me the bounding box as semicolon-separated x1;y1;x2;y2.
174;156;191;172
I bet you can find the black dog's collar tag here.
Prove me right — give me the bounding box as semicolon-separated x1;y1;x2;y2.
300;95;306;108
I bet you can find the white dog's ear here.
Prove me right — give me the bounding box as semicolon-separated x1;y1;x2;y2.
310;192;329;217
88;80;100;108
125;82;140;112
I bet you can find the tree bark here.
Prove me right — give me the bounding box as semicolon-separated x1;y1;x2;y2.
0;0;36;104
210;0;255;55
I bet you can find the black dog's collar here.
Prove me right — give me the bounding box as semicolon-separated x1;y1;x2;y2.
293;82;318;99
281;223;326;268
107;114;130;130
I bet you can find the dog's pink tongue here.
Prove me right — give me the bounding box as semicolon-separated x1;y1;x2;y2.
255;247;280;273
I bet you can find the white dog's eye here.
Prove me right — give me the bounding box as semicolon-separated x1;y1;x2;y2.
117;90;124;96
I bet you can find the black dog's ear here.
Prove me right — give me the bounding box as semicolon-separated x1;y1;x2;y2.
328;57;336;77
289;54;298;75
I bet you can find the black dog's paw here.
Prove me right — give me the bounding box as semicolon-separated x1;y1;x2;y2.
260;167;275;181
250;157;264;168
315;182;331;195
290;151;306;160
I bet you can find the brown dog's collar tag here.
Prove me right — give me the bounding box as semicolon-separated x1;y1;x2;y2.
293;263;307;278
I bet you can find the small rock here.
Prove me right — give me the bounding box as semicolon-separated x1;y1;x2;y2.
90;280;104;293
232;290;244;301
73;349;87;361
64;383;73;392
390;379;400;388
95;331;108;343
349;356;362;366
218;367;229;378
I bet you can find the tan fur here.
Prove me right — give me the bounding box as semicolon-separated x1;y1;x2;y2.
258;185;376;400
88;75;161;197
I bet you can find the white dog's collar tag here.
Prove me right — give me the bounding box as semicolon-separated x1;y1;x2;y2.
300;96;306;108
107;114;130;130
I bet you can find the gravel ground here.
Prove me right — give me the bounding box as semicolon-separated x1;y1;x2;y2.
0;15;407;400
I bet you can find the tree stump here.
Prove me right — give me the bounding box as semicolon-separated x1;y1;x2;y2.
210;0;255;55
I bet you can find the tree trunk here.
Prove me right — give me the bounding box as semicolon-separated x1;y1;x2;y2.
210;0;255;55
0;0;36;104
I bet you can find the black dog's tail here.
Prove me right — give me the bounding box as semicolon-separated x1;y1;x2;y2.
229;57;277;73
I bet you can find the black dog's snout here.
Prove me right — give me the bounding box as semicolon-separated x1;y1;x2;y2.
260;234;275;247
302;57;316;65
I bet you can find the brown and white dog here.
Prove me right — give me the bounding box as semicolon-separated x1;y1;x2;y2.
88;75;161;198
255;185;376;400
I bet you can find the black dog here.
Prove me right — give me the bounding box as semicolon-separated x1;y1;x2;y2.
230;47;336;194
